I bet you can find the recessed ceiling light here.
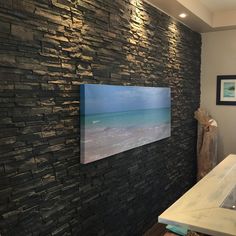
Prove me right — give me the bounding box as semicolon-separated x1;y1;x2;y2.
179;13;187;18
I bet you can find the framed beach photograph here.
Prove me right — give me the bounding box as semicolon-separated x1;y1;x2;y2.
80;84;171;164
216;75;236;105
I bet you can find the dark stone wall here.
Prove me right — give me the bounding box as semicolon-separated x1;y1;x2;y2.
0;0;201;235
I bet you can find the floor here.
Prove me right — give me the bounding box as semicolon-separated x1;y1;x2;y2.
144;223;167;236
144;223;207;236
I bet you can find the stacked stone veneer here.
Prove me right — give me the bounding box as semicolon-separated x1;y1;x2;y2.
0;0;201;235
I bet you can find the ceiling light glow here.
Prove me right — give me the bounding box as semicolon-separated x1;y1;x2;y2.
179;13;187;18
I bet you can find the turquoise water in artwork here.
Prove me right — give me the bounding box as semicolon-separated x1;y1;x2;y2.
81;107;170;129
224;82;235;97
80;84;171;163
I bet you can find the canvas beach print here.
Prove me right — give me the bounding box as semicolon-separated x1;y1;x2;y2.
223;82;235;98
80;84;171;164
217;75;236;105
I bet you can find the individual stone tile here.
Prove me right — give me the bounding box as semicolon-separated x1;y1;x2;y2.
11;24;34;41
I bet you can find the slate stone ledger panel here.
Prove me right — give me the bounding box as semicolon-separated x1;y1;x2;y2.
0;0;201;235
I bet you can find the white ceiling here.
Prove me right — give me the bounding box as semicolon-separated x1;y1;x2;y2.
199;0;236;12
145;0;236;33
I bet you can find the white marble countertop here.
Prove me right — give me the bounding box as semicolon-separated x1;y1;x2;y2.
158;154;236;236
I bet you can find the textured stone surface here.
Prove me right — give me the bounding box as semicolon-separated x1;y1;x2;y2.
0;0;201;235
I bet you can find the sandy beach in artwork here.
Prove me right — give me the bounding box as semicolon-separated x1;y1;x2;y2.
80;84;171;164
81;123;170;164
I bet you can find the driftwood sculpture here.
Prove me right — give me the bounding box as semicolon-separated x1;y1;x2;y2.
194;108;218;180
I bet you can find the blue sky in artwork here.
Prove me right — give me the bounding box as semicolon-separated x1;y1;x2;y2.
81;84;171;115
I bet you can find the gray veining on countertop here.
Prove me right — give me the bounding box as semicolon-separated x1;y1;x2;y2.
158;154;236;236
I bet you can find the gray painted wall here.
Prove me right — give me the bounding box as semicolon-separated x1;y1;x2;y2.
201;29;236;161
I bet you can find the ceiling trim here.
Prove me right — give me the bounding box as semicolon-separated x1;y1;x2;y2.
143;0;236;33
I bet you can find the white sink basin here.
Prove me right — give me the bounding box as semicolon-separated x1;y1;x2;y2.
221;185;236;210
